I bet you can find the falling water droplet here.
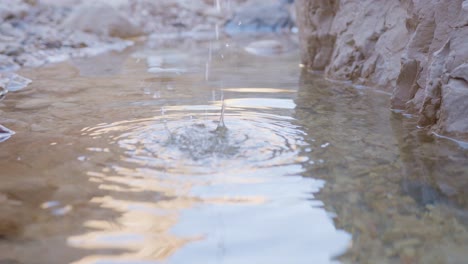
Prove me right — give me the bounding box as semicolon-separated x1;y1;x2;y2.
215;24;220;40
205;62;210;81
208;42;213;62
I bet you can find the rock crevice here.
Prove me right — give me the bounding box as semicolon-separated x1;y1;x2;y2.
296;0;468;140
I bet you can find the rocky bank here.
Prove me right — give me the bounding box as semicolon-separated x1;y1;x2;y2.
0;0;295;72
296;0;468;141
0;0;295;87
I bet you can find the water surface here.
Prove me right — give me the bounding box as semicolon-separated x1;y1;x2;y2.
0;36;467;264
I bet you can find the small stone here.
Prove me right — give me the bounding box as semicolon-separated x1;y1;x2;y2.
0;124;15;143
0;86;7;101
15;98;50;110
244;39;294;56
61;3;144;38
15;53;45;68
0;217;21;238
0;0;28;20
3;45;24;57
0;54;20;72
5;73;31;92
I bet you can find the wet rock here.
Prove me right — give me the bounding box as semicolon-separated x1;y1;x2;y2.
0;218;21;238
296;0;468;140
61;3;144;38
117;0;229;35
0;0;297;74
244;39;295;56
14;53;45;68
0;73;31;101
451;63;468;82
4;73;31;92
0;87;7;101
0;0;28;21
435;79;468;138
0;55;20;72
3;45;24;57
0;23;26;42
225;0;295;34
0;125;15;143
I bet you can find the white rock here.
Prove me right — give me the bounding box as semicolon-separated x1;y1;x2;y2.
61;2;144;38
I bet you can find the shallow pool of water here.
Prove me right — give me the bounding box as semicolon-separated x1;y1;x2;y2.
0;36;467;264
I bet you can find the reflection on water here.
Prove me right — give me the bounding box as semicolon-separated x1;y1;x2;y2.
296;73;468;263
0;36;467;264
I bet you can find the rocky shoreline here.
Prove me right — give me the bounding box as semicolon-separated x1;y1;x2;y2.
296;0;468;141
0;0;296;96
0;0;296;142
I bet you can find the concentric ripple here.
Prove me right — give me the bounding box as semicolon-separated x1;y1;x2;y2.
82;101;308;175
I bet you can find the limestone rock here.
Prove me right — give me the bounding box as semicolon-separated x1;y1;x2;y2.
296;0;468;140
451;64;468;82
436;79;468;138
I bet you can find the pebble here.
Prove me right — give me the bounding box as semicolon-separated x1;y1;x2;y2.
244;39;294;56
15;98;50;110
0;55;20;72
0;218;21;238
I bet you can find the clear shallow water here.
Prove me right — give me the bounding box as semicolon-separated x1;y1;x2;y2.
0;36;467;264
